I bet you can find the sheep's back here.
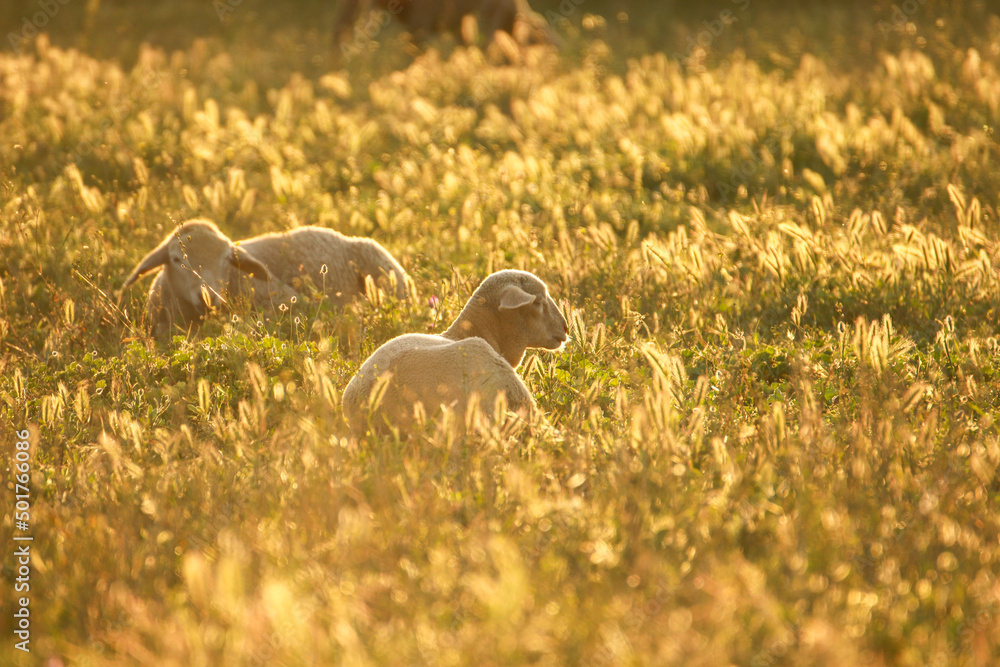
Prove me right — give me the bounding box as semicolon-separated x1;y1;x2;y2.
240;227;403;303
238;228;354;301
343;334;531;433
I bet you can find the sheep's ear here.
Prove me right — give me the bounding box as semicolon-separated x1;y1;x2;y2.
122;241;170;288
498;284;535;310
231;246;271;280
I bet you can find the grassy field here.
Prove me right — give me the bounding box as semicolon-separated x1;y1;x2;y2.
2;0;1000;664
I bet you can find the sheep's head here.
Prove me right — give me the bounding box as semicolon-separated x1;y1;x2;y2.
123;219;271;317
447;269;568;366
495;271;568;351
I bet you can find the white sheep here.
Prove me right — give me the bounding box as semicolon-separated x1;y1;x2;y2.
342;269;569;435
122;219;409;336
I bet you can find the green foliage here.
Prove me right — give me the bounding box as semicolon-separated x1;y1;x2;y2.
2;3;1000;665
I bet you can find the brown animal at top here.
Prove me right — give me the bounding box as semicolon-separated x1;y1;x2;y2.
335;0;554;50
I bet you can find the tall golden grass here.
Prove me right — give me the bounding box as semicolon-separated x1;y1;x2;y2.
2;5;1000;665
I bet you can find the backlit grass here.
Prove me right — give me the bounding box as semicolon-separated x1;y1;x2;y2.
1;2;1000;665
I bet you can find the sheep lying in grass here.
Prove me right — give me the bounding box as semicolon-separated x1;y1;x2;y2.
336;0;555;51
342;269;568;435
122;219;408;336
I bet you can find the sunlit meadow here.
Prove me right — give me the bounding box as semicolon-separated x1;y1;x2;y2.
1;1;1000;664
